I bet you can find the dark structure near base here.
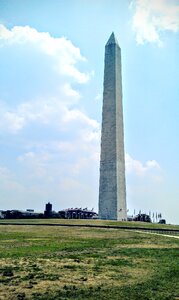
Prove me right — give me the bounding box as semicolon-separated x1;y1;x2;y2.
133;213;151;223
0;204;97;220
0;210;43;219
58;208;98;219
44;202;52;217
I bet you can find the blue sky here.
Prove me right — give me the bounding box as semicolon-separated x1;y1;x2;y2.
0;0;178;224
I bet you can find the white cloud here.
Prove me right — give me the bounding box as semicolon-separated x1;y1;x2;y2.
0;166;12;180
2;111;25;133
62;108;99;129
59;177;84;191
15;125;100;209
125;154;167;221
62;83;81;103
0;24;95;134
131;0;179;45
0;96;100;134
0;166;23;191
17;115;100;179
15;99;100;180
125;153;161;177
18;151;52;178
0;24;90;83
0;24;100;211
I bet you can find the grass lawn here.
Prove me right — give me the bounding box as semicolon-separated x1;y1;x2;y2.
1;218;179;230
0;220;179;299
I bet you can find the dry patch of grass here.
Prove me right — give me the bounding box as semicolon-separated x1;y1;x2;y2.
0;255;152;300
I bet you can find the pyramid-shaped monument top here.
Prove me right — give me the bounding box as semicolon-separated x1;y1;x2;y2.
106;32;119;47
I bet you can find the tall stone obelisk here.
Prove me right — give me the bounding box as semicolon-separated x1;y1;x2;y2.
98;32;127;221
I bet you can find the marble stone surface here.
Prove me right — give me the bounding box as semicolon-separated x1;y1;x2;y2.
98;33;127;221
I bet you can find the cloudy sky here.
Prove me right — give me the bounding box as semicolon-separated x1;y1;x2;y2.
0;0;178;224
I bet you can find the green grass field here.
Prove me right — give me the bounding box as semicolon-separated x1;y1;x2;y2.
0;220;179;300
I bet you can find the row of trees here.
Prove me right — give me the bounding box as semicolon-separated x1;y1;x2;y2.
133;210;163;223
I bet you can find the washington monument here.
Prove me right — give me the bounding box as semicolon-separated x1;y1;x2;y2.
98;33;127;221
